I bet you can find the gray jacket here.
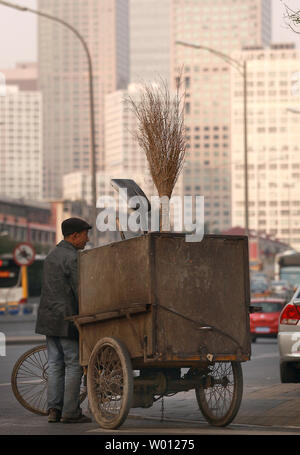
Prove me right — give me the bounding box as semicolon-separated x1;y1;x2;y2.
35;240;79;339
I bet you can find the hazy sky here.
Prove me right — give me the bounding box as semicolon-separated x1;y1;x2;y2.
0;0;300;68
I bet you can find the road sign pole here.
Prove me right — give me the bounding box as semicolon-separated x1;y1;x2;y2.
21;266;28;301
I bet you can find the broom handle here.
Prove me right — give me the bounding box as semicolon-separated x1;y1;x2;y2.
160;196;170;232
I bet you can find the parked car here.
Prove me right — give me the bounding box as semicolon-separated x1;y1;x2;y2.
250;297;286;342
278;288;300;382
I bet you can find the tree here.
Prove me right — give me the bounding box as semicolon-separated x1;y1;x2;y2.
281;1;300;33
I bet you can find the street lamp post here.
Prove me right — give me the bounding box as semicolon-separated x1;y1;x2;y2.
283;183;294;246
176;40;249;236
0;0;98;247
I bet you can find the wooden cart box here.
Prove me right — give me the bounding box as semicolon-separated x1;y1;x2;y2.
78;232;251;367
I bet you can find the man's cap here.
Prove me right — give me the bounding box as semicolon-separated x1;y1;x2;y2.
61;217;92;236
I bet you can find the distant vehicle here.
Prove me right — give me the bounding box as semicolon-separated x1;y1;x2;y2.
250;297;286;342
251;273;269;286
0;254;45;315
250;259;263;272
274;251;300;291
278;288;300;382
252;272;268;280
270;280;293;298
249;238;262;272
250;279;269;296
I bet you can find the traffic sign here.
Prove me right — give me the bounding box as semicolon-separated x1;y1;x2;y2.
13;242;36;267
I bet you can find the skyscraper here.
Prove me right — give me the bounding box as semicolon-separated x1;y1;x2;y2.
0;85;42;200
171;0;272;232
231;44;300;250
0;62;43;201
38;0;129;200
130;0;171;84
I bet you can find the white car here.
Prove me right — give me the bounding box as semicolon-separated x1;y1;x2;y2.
278;287;300;382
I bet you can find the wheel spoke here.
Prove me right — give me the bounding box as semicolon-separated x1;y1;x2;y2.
87;337;133;429
11;346;49;416
195;361;243;426
93;345;124;418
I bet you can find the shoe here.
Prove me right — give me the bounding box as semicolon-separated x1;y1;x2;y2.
61;414;92;424
48;408;62;423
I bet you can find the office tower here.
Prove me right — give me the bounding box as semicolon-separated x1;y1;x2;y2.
0;85;43;200
231;44;300;250
104;84;156;197
63;171;115;204
130;0;171;84
1;62;38;91
171;0;272;232
38;0;129;200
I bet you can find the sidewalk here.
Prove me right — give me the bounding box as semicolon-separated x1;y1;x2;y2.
129;383;300;430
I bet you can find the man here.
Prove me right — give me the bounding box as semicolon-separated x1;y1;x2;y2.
35;217;92;423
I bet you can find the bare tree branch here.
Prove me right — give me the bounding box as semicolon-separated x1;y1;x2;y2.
281;0;300;34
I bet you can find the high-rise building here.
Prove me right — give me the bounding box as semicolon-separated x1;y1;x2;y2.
105;84;156;198
1;62;38;91
231;43;300;250
0;85;43;200
130;0;171;84
63;171;114;204
38;0;129;200
171;0;272;232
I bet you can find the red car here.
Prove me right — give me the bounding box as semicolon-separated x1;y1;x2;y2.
250;297;286;342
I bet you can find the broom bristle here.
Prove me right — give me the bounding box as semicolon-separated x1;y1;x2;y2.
127;76;187;199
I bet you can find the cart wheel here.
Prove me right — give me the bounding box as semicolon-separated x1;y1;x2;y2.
195;361;243;427
11;345;87;416
11;345;48;415
87;337;133;429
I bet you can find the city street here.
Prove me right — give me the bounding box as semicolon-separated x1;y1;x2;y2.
1;318;300;437
1;2;300;451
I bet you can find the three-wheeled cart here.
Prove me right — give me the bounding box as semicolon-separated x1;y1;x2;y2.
11;180;251;429
72;231;251;429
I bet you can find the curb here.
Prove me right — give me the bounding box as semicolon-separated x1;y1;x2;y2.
6;336;46;345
